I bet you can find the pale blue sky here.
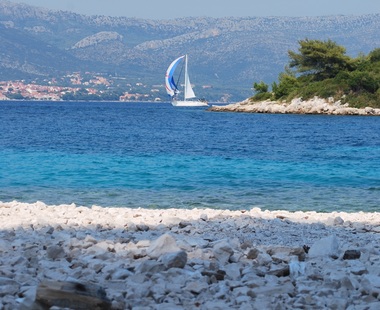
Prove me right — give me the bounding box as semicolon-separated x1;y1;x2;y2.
7;0;380;19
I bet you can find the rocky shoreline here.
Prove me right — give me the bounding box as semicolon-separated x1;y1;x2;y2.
1;201;380;309
209;97;380;116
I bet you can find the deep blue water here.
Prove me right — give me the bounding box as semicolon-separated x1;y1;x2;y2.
1;100;379;212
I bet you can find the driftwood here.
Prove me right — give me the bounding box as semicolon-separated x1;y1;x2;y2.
33;280;112;310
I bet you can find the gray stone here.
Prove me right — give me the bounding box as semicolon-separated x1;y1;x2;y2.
247;248;259;259
46;245;65;260
136;224;149;231
0;239;11;252
333;216;345;226
185;281;208;294
200;214;208;221
267;264;290;277
178;221;191;228
0;277;20;297
340;276;355;290
350;265;368;276
160;250;187;269
343;249;361;260
135;260;166;274
253;281;294;296
203;301;231;310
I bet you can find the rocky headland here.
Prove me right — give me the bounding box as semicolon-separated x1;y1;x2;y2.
1;201;380;309
209;97;380;116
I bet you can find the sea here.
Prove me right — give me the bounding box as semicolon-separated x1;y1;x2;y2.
1;100;379;212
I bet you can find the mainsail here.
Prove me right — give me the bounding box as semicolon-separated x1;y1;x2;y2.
165;55;184;97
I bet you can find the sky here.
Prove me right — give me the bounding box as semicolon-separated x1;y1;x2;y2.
7;0;380;19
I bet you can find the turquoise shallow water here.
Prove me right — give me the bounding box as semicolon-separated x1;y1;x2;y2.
0;101;379;212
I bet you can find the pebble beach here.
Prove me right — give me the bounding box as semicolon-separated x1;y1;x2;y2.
1;201;380;309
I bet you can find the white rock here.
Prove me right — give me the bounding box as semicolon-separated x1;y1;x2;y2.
146;234;181;259
212;240;234;264
256;252;273;266
16;286;37;310
111;269;133;280
84;234;97;244
224;263;241;281
364;275;380;288
308;235;340;258
0;239;10;252
289;261;306;278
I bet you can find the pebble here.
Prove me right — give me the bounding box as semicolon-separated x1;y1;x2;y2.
0;201;380;309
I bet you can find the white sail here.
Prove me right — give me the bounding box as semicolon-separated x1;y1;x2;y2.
184;70;196;100
183;54;196;100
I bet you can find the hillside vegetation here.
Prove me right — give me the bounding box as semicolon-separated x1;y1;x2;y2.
1;0;380;101
252;39;380;108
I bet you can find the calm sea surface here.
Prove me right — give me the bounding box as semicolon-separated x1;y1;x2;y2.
1;101;379;212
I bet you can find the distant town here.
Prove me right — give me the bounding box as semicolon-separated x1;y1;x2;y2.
0;72;167;102
0;72;216;102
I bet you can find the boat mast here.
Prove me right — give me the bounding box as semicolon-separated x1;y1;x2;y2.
184;55;188;101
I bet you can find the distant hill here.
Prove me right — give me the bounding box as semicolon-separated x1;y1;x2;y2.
1;0;380;101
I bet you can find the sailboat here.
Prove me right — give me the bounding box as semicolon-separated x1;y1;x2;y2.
165;55;208;107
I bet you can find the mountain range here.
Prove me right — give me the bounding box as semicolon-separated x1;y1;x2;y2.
1;0;379;101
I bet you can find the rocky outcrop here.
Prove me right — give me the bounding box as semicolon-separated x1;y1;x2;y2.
1;201;380;309
209;97;380;115
72;31;123;49
134;28;221;51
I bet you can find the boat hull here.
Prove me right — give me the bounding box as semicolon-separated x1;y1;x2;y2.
172;100;208;107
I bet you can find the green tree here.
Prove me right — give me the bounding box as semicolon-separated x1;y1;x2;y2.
62;92;75;100
253;81;268;94
252;40;380;108
7;92;24;100
288;39;352;80
369;48;380;63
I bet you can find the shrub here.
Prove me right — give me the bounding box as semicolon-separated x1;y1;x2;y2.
272;73;298;99
251;92;272;101
348;71;379;93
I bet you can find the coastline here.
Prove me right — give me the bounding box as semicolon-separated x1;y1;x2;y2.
209;97;380;115
1;201;380;309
